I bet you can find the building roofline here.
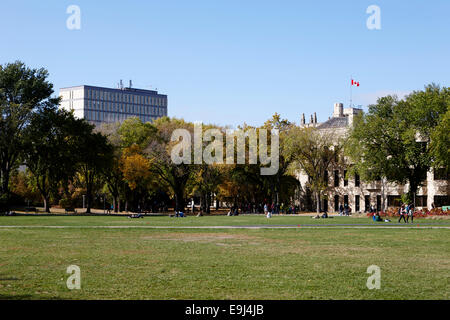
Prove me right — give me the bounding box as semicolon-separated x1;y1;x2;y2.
59;85;167;97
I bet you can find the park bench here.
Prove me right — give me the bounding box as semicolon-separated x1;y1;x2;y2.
64;208;77;214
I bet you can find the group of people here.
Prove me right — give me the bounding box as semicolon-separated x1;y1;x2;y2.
226;203;300;215
398;204;414;223
338;203;351;216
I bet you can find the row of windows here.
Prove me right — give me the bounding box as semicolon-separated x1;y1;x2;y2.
323;170;360;187
85;111;159;123
326;194;441;213
326;167;448;188
86;100;166;116
328;194;381;212
387;195;428;207
86;88;167;107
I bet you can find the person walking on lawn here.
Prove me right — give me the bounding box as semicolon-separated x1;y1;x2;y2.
398;204;407;223
407;204;414;223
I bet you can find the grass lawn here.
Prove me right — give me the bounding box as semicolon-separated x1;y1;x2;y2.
0;215;449;300
1;214;450;227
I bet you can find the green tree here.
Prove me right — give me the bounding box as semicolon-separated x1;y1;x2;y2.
346;84;449;201
262;113;296;207
148;117;196;212
74;122;113;213
22;106;81;212
430;109;450;171
98;122;126;212
284;126;342;213
0;61;56;206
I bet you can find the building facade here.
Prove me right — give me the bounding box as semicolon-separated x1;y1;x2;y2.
59;84;168;124
298;103;450;212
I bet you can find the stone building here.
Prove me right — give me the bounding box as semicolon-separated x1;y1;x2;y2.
298;103;449;213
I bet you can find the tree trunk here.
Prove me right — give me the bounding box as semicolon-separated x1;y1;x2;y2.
113;196;120;213
206;192;211;214
315;192;321;214
199;194;204;212
174;190;185;212
408;179;419;206
1;165;11;212
85;183;92;214
43;195;50;213
0;164;11;196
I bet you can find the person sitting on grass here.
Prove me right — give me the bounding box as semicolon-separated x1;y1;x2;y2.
128;212;143;219
372;212;382;222
177;211;185;217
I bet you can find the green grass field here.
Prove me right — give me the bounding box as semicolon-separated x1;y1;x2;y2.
0;215;449;300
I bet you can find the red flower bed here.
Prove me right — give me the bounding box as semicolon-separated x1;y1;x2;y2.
366;207;449;218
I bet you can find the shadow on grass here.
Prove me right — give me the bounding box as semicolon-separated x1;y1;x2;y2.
0;277;20;281
0;293;63;300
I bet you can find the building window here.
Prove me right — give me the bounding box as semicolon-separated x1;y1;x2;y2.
414;196;427;207
323;198;328;212
387;195;402;207
365;195;370;212
324;170;328;185
344;170;348;186
334;195;339;212
355;173;360;187
434;195;450;207
334;170;339;187
434;168;449;180
355;195;360;212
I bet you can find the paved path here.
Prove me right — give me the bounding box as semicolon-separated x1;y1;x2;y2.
0;224;449;229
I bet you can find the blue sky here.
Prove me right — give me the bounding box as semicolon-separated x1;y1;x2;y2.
1;0;449;127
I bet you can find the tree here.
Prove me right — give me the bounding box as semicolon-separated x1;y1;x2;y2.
430;109;450;171
147;117;196;212
262;113;296;207
117;116;156;149
284;126;342;213
0;61;56;206
347;84;449;202
22;106;80;212
98;122;126;212
74;122;113;213
121;144;154;211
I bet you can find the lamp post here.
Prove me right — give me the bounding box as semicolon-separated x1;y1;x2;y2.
82;195;85;210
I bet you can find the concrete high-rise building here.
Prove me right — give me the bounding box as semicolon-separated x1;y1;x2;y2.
59;84;168;124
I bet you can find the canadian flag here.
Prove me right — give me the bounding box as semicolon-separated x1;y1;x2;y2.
351;79;360;87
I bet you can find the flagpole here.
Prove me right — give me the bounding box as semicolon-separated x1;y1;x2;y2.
350;75;353;108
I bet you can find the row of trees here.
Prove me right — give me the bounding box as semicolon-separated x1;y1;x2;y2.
1;61;448;214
